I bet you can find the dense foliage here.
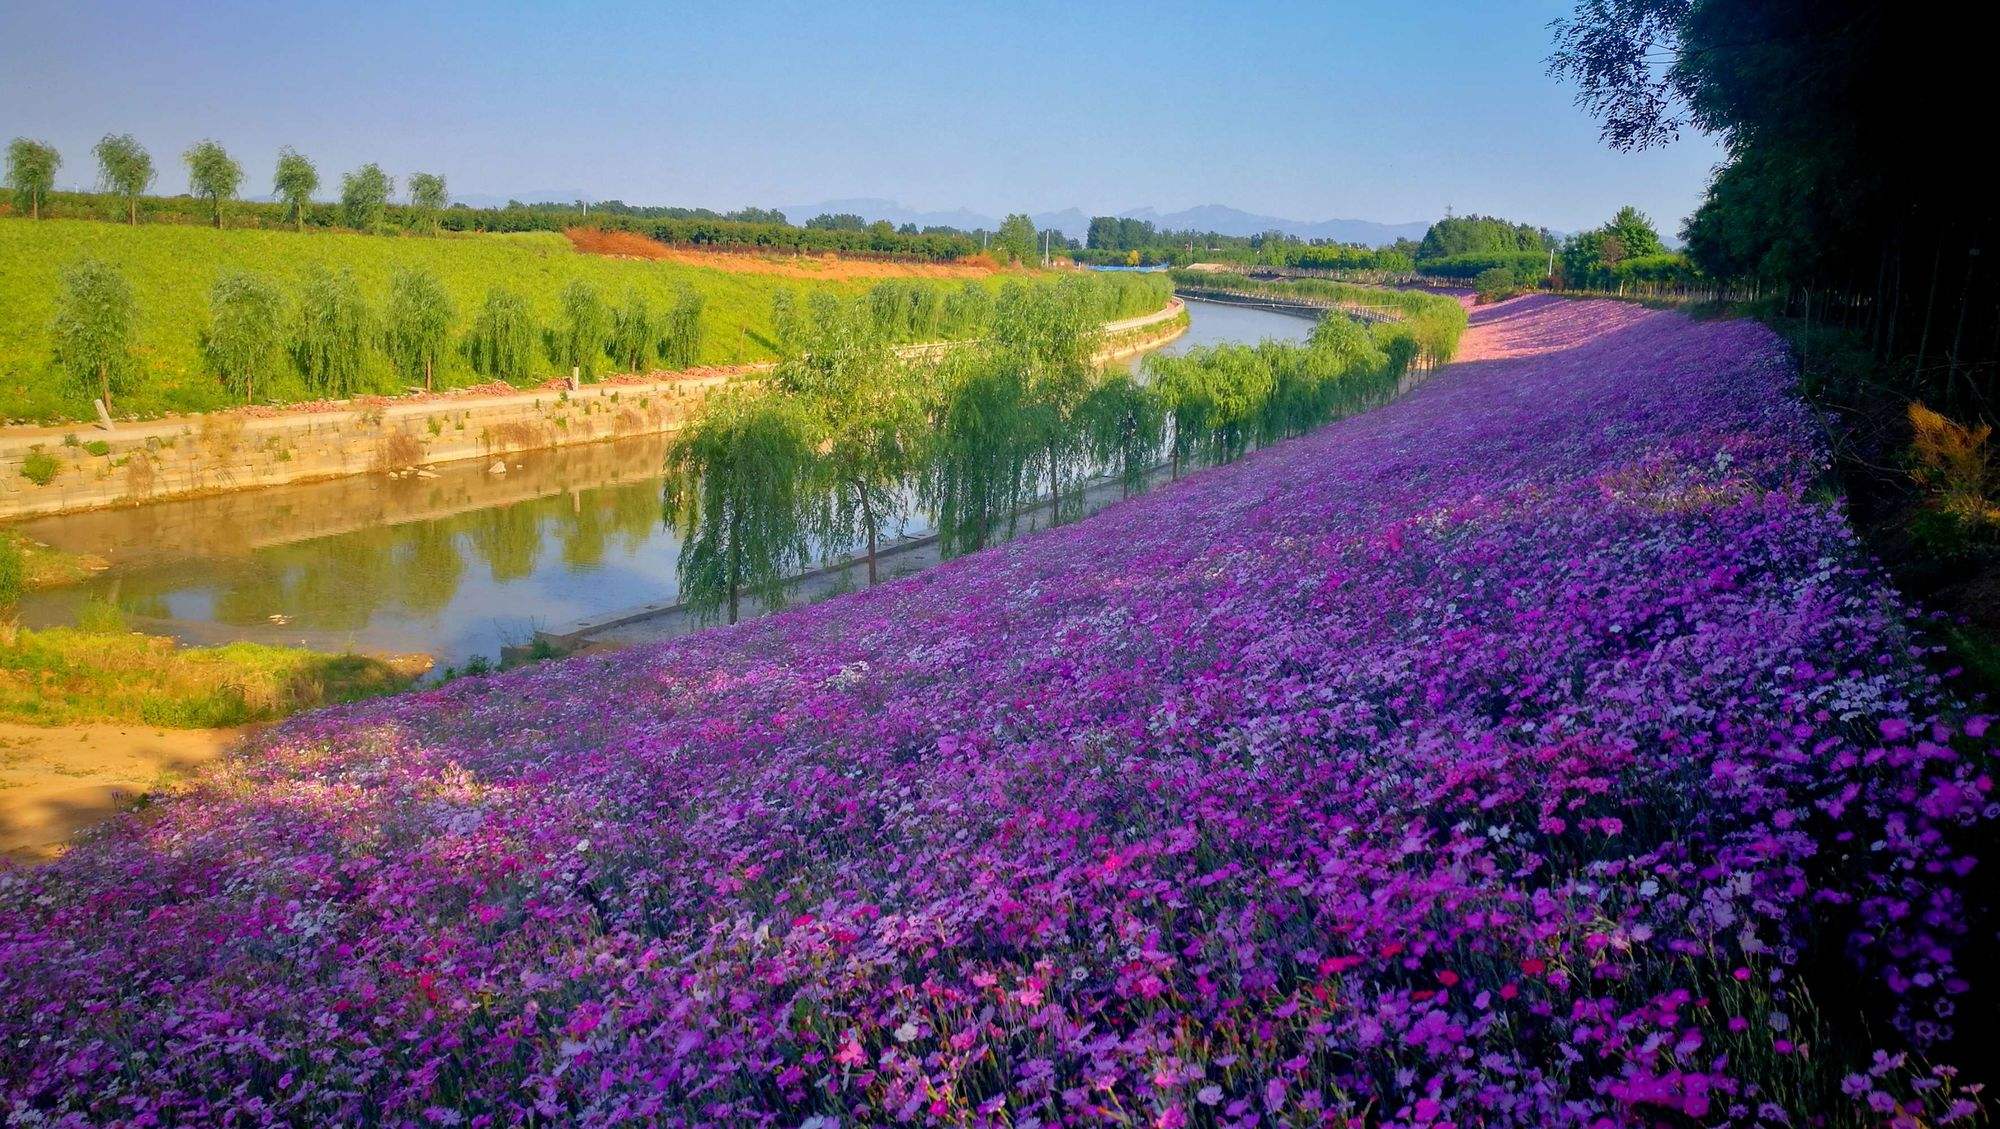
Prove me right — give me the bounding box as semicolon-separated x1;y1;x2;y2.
49;258;135;411
2;297;1989;1125
1079;216;1413;273
1551;0;1995;419
1415;214;1554;260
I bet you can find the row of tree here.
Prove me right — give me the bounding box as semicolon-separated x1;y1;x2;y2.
1078;217;1416;274
45;258;705;410
661;279;1444;623
3;136;1079;265
5;135;448;234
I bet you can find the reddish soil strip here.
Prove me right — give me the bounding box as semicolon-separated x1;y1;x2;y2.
563;228;1004;280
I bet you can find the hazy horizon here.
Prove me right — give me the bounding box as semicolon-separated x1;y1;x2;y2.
1;0;1727;235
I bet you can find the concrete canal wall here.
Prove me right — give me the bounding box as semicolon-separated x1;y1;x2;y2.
0;300;1186;522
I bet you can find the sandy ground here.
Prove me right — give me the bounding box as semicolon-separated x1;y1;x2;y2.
564;228;1004;280
0;722;250;862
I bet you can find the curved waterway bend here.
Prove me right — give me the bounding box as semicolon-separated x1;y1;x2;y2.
15;299;1317;668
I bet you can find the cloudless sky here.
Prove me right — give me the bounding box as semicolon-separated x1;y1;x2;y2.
0;0;1725;234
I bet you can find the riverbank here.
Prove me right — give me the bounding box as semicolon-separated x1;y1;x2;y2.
0;299;1187;521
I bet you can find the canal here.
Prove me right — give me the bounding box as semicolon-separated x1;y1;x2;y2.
14;299;1318;667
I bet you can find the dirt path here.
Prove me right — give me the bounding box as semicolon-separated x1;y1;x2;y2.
0;722;251;862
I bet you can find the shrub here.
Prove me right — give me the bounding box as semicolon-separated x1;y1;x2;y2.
1907;400;1999;541
1473;266;1518;301
20;446;61;486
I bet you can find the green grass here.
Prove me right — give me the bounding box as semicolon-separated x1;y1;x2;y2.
0;624;420;727
0;529;98;589
0;219;901;422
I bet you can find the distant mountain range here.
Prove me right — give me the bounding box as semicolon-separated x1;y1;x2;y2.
776;198;1433;247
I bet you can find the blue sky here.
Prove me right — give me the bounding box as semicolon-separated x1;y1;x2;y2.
1;0;1725;233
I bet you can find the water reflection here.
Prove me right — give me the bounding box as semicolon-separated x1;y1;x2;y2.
13;300;1316;667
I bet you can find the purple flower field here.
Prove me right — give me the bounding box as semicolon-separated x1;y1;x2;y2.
3;296;1992;1126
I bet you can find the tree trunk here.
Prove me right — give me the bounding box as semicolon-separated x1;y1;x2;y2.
727;504;742;624
1047;444;1061;525
129;197;137;225
425;357;434;392
1916;236;1944;381
99;362;111;414
858;485;878;586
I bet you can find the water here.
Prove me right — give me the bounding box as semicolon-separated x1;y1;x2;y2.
14;299;1317;667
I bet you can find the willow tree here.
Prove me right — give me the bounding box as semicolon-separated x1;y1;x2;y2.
182;140;242;228
1082;370;1165;498
52;258;135;412
201;270;284;402
775;297;920;584
341;163;394;231
1149;354;1214;479
926;352;1028;557
292;267;370;397
6;138;59;219
93;134;153;224
608;290;653;372
407;172;448;234
551;279;610;380
663;387;818;624
273;148;318;230
995;278;1100;522
464;287;536;381
659;287;704;367
384;267;454;390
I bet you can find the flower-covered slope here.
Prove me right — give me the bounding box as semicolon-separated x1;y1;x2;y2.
3;296;1991;1126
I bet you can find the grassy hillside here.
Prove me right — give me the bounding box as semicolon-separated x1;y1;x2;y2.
0;220;1065;423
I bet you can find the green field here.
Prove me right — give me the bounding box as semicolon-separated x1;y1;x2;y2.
0;220;1003;423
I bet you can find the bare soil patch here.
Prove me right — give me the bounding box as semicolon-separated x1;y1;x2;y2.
564;228;1002;280
0;721;253;862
